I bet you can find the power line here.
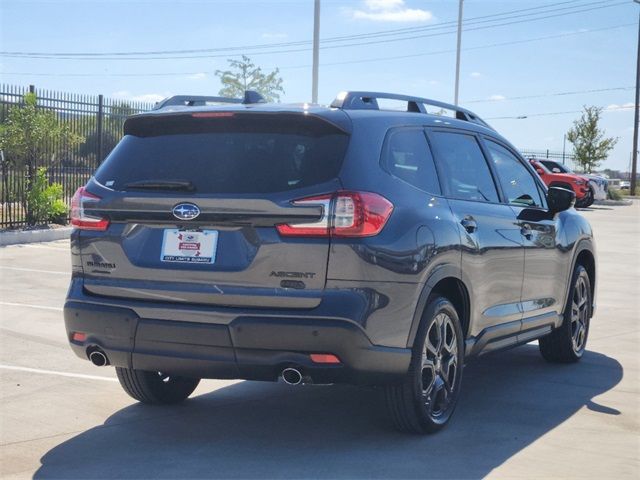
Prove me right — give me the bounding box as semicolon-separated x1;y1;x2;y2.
1;23;632;77
487;105;636;120
466;86;636;104
0;0;590;57
0;1;628;60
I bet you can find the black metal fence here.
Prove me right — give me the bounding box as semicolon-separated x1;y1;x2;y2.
0;84;153;229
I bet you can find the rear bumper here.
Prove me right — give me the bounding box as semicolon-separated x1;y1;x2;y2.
64;300;411;385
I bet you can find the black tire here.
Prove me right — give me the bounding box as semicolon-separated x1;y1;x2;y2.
116;367;200;405
575;186;594;208
385;296;464;434
539;264;592;363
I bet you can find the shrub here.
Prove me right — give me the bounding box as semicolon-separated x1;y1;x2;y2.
26;167;68;225
607;188;622;201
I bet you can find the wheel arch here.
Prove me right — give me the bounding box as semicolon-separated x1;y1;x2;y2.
565;239;597;317
406;265;470;348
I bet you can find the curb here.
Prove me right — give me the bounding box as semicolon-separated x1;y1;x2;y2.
593;199;633;207
0;227;72;246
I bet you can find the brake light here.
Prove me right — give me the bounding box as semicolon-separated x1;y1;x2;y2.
70;187;109;231
276;191;393;238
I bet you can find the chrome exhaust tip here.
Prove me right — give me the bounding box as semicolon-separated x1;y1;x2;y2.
281;367;303;385
88;349;109;367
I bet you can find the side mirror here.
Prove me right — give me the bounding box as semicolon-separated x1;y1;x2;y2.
547;186;575;214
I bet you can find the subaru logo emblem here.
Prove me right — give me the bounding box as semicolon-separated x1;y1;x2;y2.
172;203;200;220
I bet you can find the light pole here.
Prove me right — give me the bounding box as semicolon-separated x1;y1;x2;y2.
454;0;464;106
311;0;321;104
632;0;640;195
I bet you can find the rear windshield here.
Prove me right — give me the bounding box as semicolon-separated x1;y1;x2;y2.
94;113;349;194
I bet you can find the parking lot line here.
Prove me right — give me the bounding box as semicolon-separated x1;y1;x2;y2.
0;365;117;382
0;266;68;275
0;302;63;312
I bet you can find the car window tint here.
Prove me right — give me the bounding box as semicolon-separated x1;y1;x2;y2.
382;128;440;194
486;140;543;207
428;131;499;202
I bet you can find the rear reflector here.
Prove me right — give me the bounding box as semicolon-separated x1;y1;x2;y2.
309;353;341;364
71;332;87;342
70;187;110;231
276;191;393;238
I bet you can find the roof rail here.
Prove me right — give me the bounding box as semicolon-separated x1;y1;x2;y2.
330;91;493;130
154;90;266;110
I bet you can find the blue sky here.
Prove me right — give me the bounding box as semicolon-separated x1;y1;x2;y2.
0;0;637;171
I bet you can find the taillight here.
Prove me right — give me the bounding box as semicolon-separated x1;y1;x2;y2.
70;187;109;231
276;191;393;238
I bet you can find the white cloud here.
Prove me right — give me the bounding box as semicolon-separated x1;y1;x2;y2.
261;32;288;39
112;90;168;103
606;102;635;111
350;0;432;22
187;72;207;80
470;72;482;78
488;94;506;101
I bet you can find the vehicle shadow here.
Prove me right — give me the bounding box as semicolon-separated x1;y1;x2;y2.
35;346;622;479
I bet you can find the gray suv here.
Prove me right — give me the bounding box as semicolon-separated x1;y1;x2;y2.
65;91;596;433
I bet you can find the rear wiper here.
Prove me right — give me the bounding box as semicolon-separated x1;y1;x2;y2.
123;180;195;192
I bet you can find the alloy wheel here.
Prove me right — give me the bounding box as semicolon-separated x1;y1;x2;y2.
571;275;590;353
421;312;458;418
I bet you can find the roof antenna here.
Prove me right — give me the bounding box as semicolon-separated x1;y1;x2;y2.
243;90;266;104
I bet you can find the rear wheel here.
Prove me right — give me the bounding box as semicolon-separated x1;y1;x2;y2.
385;296;464;434
539;264;591;363
116;367;200;405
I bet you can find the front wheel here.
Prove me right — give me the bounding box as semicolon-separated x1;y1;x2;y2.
539;264;592;363
116;367;200;405
385;296;464;434
576;187;594;208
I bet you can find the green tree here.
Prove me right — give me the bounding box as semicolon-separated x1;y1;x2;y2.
0;92;83;223
215;55;284;102
566;106;618;173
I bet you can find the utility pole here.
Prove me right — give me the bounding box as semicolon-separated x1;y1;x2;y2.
454;0;464;106
631;2;640;195
311;0;320;104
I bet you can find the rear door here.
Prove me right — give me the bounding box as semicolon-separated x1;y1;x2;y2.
482;138;566;337
426;129;524;352
78;111;350;308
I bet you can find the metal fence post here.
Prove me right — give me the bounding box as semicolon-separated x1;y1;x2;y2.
97;94;104;163
29;85;35;94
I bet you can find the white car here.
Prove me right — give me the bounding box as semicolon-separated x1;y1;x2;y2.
539;160;608;202
620;180;630;190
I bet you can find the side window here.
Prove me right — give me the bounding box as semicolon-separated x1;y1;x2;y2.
428;131;499;203
382;128;441;194
485;140;544;207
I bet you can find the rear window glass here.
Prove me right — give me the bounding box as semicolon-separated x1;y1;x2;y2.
94;113;349;194
382;128;441;194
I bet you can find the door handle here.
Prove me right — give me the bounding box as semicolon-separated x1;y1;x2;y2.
520;223;533;240
460;216;477;234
